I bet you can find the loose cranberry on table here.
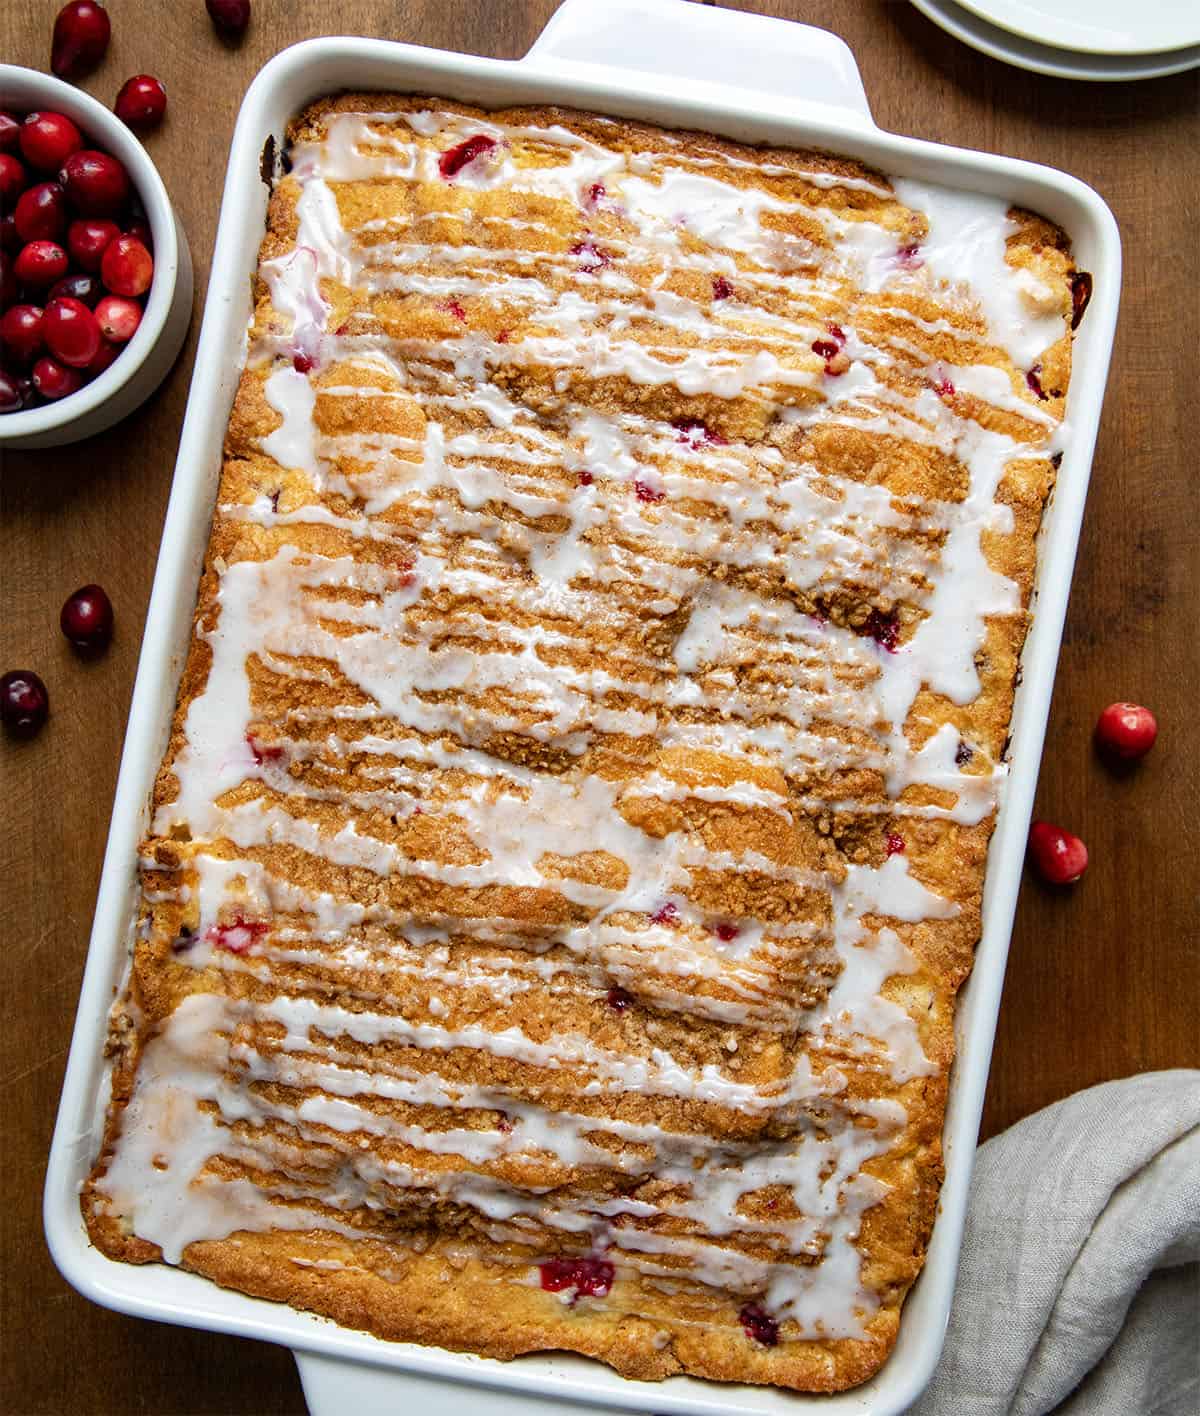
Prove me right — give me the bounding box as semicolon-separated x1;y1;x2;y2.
95;294;141;341
51;1;112;80
19;111;82;171
14;182;68;244
1028;820;1088;885
31;355;82;401
1;304;46;364
100;235;153;296
14;240;69;288
67;217;120;272
1094;702;1157;761
61;584;114;653
0;670;50;739
43;297;101;368
207;0;252;39
114;76;167;131
59;150;130;216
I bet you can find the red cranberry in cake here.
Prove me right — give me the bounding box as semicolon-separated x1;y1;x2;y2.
60;583;114;651
1094;702;1157;761
650;900;678;926
246;733;285;765
1028;820;1088;885
739;1302;779;1347
954;740;974;767
539;1256;615;1298
605;986;632;1012
712;275;734;300
291;351;314;373
1070;271;1092;330
714;922;739;942
51;2;111;78
207;918;269;954
1026;366;1048;400
633;479;664;504
576;469;594;487
438;134;496;179
886;833;905;856
863;608;900;652
896;242;924;268
0;669;50;738
568;239;610;272
672;418;727;449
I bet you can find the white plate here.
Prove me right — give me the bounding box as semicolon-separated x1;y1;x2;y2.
912;0;1200;78
43;1;1121;1413
957;0;1200;55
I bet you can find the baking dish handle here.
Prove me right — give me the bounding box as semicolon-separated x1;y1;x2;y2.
522;0;875;128
295;1349;640;1416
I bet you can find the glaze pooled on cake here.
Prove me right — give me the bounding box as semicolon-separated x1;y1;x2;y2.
84;96;1079;1392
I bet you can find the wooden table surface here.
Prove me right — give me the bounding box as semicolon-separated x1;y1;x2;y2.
2;1;1196;1411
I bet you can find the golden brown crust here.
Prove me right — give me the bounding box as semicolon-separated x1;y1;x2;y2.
83;93;1078;1393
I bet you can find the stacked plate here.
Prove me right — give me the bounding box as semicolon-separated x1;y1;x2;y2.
911;0;1200;79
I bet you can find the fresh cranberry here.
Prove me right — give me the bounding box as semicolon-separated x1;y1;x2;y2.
0;215;18;253
49;271;103;307
115;75;167;130
19;111;82;170
0;112;19;154
207;918;269;954
14;241;69;287
0;370;24;414
1094;702;1157;761
649;900;678;926
0;305;46;365
1028;820;1088;885
438;134;496;179
95;294;142;341
712;275;733;300
100;234;152;295
59;150;131;216
31;355;82;400
43;297;101;368
606;986;632;1011
51;1;112;78
0;670;50;738
714;922;739;942
14;182;68;244
86;336;121;375
67;217;120;271
60;583;114;652
886;833;906;856
738;1303;779;1347
539;1256;614;1299
0;152;26;204
0;251;16;308
206;0;252;39
569;239;610;272
124;217;152;250
863;608;900;652
1070;271;1092;330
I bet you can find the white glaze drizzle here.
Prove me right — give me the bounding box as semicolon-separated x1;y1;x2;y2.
94;101;1072;1346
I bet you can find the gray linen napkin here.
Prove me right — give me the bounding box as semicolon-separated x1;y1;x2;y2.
914;1069;1200;1416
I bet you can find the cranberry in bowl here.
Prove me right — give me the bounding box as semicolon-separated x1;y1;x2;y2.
0;65;191;449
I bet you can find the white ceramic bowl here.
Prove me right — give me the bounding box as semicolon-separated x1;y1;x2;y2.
0;64;193;450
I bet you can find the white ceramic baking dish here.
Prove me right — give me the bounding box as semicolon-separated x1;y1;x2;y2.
44;2;1120;1413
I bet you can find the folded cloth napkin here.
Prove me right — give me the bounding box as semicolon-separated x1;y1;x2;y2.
914;1070;1200;1416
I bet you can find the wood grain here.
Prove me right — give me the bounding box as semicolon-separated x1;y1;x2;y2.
1;2;1196;1411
